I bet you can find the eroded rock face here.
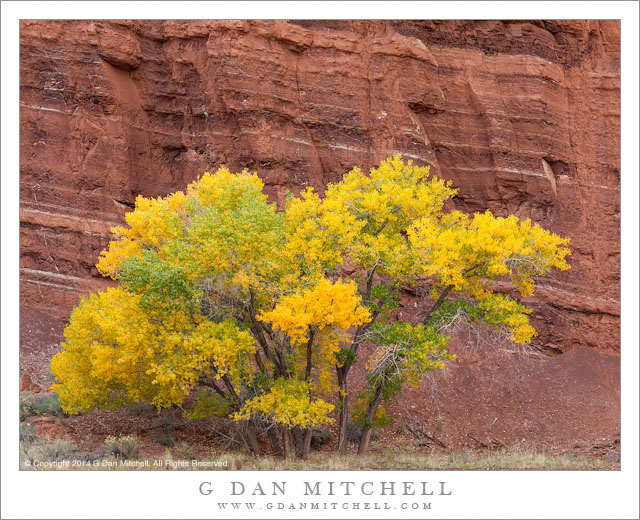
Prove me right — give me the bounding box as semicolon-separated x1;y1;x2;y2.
20;20;620;350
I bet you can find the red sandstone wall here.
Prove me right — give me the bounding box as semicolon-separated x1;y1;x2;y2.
19;20;620;350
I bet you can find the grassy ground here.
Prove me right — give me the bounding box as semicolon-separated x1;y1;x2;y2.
19;392;619;471
221;449;619;471
20;436;618;471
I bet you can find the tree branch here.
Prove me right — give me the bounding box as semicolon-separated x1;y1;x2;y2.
197;377;228;399
347;264;382;361
364;263;378;303
250;323;280;373
422;284;454;325
421;264;485;326
305;328;315;380
220;374;242;408
349;308;380;356
248;289;282;376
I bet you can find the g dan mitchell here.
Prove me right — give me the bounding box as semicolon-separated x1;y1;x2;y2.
199;480;452;497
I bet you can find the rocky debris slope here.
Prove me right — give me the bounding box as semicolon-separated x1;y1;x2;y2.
20;20;620;350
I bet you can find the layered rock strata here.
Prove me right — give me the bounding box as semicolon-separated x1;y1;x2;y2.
20;20;620;350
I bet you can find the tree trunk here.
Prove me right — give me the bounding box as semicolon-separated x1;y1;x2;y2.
266;426;283;457
357;385;384;455
282;427;294;459
302;428;313;458
243;424;263;455
292;426;305;457
337;367;349;454
335;288;382;454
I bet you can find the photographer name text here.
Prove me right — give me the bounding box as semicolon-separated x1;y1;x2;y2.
199;480;452;497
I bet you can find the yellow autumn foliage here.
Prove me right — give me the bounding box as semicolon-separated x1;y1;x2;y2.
232;378;335;428
51;156;570;450
50;287;255;413
259;278;370;346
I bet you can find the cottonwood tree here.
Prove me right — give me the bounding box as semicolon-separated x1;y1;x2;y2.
284;156;570;453
51;156;570;457
52;169;368;457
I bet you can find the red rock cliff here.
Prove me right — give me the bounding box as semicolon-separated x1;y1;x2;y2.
19;20;620;351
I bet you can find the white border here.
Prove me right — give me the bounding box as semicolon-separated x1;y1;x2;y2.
2;2;638;519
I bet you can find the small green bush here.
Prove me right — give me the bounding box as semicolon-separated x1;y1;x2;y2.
20;392;63;420
81;433;97;452
154;433;175;447
126;401;155;416
22;437;78;463
20;392;37;421
152;413;177;446
20;423;38;443
39;439;77;461
170;441;198;460
104;435;141;460
311;427;332;448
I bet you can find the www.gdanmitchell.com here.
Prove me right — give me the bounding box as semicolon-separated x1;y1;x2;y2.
216;501;432;510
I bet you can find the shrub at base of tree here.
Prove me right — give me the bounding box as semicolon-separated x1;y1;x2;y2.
50;156;570;458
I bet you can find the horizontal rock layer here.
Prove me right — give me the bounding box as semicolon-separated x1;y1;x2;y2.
20;20;620;350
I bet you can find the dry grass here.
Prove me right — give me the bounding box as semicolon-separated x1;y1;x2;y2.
213;447;618;471
21;443;618;471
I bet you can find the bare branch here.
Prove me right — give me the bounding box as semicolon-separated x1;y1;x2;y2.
197;377;228;399
422;284;454;325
